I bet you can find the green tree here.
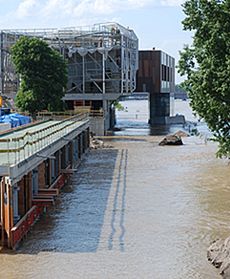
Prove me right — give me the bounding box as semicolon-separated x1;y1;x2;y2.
11;36;67;116
178;0;230;158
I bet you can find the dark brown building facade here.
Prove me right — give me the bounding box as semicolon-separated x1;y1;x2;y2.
136;50;175;124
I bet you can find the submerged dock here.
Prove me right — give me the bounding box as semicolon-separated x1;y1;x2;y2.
0;114;90;249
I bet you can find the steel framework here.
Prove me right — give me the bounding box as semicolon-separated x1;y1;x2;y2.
0;22;138;101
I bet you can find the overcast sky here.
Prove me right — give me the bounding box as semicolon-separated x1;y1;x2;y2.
0;0;193;83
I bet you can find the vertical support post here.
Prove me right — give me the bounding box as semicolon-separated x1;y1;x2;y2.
121;35;124;94
7;139;10;166
87;129;89;149
78;135;81;159
102;51;107;134
48;159;52;186
82;55;85;94
3;177;13;248
17;138;20;163
0;31;4;96
38;162;46;189
69;141;73;168
12;184;19;224
8;182;13;248
0;178;5;247
58;150;61;176
26;172;32;210
102;52;105;96
74;137;79;164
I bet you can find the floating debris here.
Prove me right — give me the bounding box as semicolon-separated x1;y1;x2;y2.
159;134;183;146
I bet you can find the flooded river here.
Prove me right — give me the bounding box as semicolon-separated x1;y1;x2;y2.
0;101;229;279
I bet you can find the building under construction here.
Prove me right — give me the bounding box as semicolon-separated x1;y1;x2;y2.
0;23;139;134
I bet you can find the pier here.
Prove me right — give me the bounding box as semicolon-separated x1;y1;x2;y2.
0;114;90;249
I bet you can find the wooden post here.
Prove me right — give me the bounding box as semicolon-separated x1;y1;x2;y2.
2;177;14;248
0;178;5;247
6;179;13;248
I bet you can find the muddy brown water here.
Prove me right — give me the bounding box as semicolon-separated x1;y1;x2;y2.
0;136;229;279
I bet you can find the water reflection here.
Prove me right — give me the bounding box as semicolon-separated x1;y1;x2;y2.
17;149;119;254
108;149;128;252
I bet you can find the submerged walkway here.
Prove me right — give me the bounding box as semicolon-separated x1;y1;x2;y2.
0;136;230;278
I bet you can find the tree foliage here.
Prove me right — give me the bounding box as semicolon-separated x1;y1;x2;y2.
178;0;230;158
11;36;67;115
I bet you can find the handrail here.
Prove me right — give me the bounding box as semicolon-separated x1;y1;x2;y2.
0;113;87;143
37;110;90;118
0;114;89;165
37;109;104;118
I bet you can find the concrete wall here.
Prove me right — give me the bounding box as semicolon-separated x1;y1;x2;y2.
165;115;185;125
90;117;105;136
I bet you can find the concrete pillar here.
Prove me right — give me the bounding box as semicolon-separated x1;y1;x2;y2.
61;146;66;169
69;141;73;167
18;172;32;215
55;151;59;178
12;184;19;224
48;159;52;186
65;144;69;167
149;93;170;125
0;177;5;246
25;172;32;210
51;157;55;183
86;128;90;149
32;168;39;196
38;162;46;189
18;178;25;216
58;150;61;176
72;138;79;166
78;135;82;159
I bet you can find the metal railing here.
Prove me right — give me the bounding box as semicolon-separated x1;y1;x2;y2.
37;109;103;118
0;114;89;166
36;111;89;120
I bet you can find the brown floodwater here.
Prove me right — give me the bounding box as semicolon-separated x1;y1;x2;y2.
0;135;229;279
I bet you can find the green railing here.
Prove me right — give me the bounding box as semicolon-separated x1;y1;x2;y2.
0;114;88;166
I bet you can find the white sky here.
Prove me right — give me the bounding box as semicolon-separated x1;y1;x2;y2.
0;0;192;83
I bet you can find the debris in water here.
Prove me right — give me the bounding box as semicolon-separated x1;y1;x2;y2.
90;135;113;149
159;134;183;146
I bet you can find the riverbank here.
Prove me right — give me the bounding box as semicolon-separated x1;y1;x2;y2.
0;135;229;278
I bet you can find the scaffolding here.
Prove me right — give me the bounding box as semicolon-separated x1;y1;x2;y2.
0;22;138;101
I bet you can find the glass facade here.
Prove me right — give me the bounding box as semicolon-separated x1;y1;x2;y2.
161;81;170;93
160;51;174;96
